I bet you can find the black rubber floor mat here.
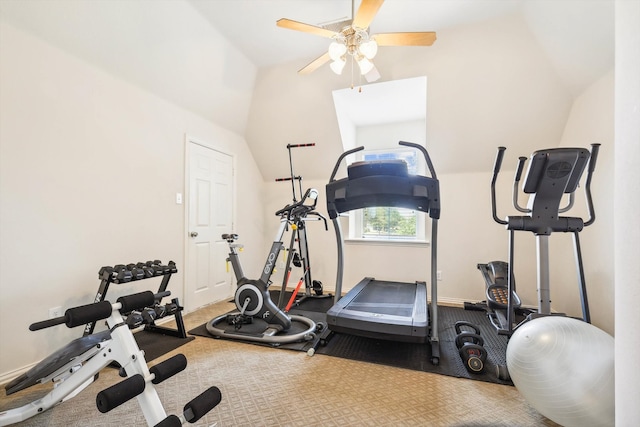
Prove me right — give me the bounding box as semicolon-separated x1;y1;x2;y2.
133;330;195;363
316;305;512;386
270;290;335;313
228;290;335;313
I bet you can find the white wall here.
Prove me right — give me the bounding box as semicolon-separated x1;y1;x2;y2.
261;71;615;336
0;22;265;379
614;0;640;423
557;70;615;332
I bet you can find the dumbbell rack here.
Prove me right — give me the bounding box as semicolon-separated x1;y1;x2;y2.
83;261;188;340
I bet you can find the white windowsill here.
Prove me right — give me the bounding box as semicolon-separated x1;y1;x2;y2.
345;238;429;247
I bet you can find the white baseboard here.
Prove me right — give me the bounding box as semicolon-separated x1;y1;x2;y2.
0;363;36;386
434;296;468;307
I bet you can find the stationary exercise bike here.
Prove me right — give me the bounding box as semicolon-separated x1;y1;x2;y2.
1;290;221;426
205;188;321;345
474;144;600;336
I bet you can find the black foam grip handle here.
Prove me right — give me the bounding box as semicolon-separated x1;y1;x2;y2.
150;354;187;384
29;316;66;331
184;386;222;423
96;374;145;413
65;300;113;328
589;143;601;172
287;143;315;148
514;157;527;182
494;147;506;174
154;415;182;427
117;290;155;313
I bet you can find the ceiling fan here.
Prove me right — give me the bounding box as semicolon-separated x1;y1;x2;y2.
276;0;436;82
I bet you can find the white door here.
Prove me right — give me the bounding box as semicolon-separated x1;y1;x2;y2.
186;141;234;312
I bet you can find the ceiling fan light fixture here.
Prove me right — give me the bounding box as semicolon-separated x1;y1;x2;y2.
328;41;347;61
356;56;374;75
359;39;378;59
330;58;347;75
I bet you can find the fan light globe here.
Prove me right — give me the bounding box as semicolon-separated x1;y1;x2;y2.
330;59;346;75
357;57;374;75
328;41;347;61
359;39;378;59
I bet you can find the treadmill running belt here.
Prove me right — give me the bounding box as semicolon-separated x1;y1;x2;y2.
327;278;429;343
346;281;415;317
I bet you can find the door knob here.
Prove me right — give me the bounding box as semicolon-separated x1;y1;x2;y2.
190;231;198;238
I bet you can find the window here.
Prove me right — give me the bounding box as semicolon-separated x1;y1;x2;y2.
348;148;427;243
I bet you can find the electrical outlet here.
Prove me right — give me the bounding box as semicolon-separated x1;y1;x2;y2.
49;306;63;319
437;270;442;281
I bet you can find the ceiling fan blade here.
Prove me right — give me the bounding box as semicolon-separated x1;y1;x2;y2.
277;18;338;38
352;0;385;29
298;52;331;75
374;32;437;46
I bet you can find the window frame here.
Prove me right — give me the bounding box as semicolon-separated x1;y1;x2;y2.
346;147;428;245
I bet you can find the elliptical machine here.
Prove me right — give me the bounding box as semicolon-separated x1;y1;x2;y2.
205;188;321;345
274;143;329;308
477;144;600;336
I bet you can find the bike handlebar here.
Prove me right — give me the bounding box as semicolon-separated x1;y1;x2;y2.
275;188;318;218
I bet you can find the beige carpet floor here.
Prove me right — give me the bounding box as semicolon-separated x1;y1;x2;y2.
1;300;558;426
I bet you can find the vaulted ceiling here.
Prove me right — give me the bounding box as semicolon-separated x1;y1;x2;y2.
194;0;614;179
0;0;615;181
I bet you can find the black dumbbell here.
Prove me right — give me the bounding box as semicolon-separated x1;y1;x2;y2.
152;303;167;319
111;265;132;283
139;307;157;324
126;312;144;329
98;266;114;279
129;267;145;280
164;302;178;315
167;261;177;273
454;321;487;373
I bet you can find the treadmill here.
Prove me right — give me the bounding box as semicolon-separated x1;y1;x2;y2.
325;141;441;365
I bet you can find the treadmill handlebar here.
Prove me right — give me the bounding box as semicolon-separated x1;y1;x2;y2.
329;142;438;182
399;141;437;179
329;146;364;182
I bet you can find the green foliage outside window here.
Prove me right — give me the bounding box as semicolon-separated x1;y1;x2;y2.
363;207;417;238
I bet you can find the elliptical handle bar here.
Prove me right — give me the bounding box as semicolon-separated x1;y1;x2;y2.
494;146;506;174
491;147;508;225
513;156;530;213
29;291;171;331
514;156;527;182
329;146;364;182
584;143;601;227
399;141;438;179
